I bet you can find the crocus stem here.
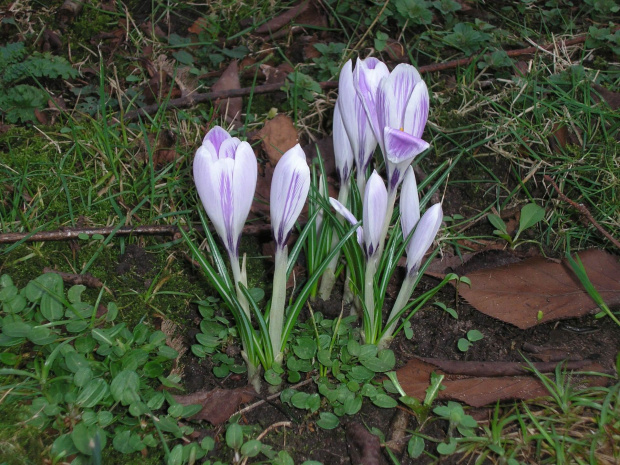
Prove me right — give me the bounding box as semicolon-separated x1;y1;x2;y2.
318;183;350;300
377;190;397;258
241;350;262;393
378;272;418;350
229;253;250;321
364;256;378;343
269;245;288;364
356;169;367;199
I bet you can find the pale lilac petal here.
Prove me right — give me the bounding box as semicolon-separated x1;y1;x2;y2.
333;102;354;184
270;144;310;248
219;136;241;159
194;128;257;259
402;81;429;139
354;57;389;147
363;171;388;258
406;203;443;275
384;127;430;164
202;125;230;152
400;166;420;238
339;60;378;174
232;141;258;253
329;198;363;246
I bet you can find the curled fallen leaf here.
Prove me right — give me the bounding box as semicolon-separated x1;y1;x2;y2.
254;114;298;166
173;387;255;425
211;60;243;126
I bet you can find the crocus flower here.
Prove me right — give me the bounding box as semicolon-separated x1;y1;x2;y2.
400;167;443;275
356;61;430;196
270;144;311;250
338;59;379;190
269;144;310;362
329;170;388;260
194;126;257;261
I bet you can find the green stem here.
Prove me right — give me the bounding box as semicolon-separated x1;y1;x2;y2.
269;246;288;364
378;272;417;350
318;184;350;300
229;253;250;321
364;256;378;343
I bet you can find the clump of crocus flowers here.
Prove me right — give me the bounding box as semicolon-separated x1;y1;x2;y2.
185;56;447;390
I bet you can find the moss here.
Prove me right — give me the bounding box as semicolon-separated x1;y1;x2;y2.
0;402;48;465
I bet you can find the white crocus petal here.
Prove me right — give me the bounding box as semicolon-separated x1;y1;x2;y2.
402;81;430;139
333;102;354;184
338;60;378;175
232;141;258;251
376;63;423;139
363;171;388;258
406;203;443;275
400;166;420;237
329;198;363;246
353;57;390;150
270;144;310;249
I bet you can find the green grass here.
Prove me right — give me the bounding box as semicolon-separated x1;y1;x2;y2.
0;0;618;463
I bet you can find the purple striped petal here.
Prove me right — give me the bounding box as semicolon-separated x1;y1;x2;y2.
333;102;354;184
384;127;430;164
270;145;310;248
376;64;423;135
219;136;241;159
353;57;389;150
406;203;443;275
363;171;388;259
400;166;420;238
403;81;429;139
203;125;231;152
329;198;363;246
339;60;378;175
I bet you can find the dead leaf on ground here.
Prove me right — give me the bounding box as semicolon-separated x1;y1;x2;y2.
396;357;608;407
591;83;620;111
254;114;298;166
211;60;243;127
456;249;620;329
346;422;382;465
261;62;294;85
173;387;255;425
549;123;581;153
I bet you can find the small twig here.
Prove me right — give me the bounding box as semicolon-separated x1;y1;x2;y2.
233;378;313;417
0;223;272;245
239;421;293;465
123;81;339;121
42;267;104;289
544;175;620;250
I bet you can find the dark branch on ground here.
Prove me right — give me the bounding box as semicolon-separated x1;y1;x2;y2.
544;175;620;251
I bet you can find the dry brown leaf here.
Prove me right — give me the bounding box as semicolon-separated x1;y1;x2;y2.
346;422;382;465
188;17;210;35
454;249;620;329
173;387;255;425
211;60;243;126
58;0;83;24
592;83;620;111
254;114;298;166
396;357;608;408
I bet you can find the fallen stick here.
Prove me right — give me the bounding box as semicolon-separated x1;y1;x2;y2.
0;222;272;245
544;175;620;250
43;267;104;288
